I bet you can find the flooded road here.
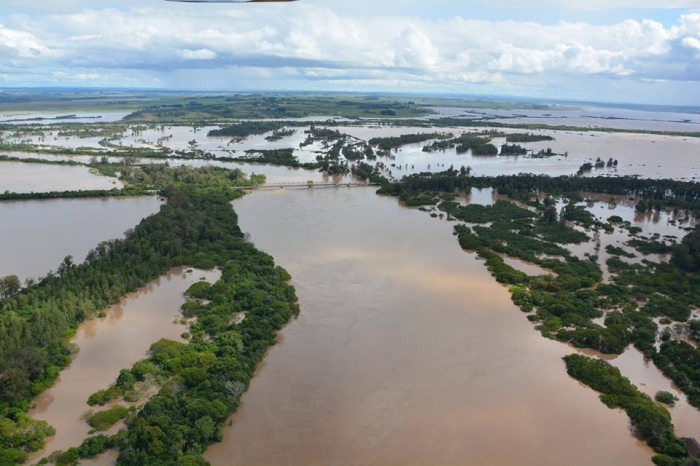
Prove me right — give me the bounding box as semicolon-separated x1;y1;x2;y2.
29;268;220;462
0;197;162;282
204;188;652;466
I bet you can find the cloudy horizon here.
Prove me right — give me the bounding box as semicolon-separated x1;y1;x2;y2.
1;0;699;105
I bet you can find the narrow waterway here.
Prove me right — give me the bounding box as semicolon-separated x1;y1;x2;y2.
29;268;221;462
204;188;652;466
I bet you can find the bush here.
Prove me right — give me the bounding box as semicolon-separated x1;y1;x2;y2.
655;391;679;406
86;406;129;431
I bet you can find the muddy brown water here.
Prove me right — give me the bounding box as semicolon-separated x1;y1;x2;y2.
0;162;122;193
0;197;162;282
202;188;653;466
28;268;221;462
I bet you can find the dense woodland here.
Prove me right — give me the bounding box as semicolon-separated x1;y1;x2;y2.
564;355;690;465
0;166;295;465
368;132;452;151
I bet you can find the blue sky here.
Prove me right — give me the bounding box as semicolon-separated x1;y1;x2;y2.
1;0;699;105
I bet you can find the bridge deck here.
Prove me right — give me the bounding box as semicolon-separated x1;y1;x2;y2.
240;182;380;190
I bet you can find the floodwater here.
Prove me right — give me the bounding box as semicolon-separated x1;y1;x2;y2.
605;347;700;440
433;105;700;133
0;197;162;282
0;111;130;124
0;162;122;193
29;268;221;462
5;111;700;181
205;188;652;466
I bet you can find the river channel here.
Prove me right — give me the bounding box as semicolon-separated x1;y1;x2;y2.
3;106;698;464
29;268;220;462
203;187;653;466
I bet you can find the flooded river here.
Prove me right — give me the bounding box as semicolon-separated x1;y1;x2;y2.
0;197;162;282
204;188;652;466
29;268;220;462
0;162;122;193
3;104;699;465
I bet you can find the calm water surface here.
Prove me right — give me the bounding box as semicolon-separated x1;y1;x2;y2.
29;268;221;462
0;197;161;281
0;162;122;193
204;188;652;466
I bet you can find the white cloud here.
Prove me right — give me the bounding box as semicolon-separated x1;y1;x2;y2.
0;3;698;103
0;23;54;59
180;48;217;60
479;0;700;10
683;36;700;54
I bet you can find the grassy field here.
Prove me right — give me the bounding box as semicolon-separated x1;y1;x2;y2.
0;90;434;120
123;93;433;121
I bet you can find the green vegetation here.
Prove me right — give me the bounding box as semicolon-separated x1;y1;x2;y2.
236;149;302;167
530;148;559;158
415;117;700;139
368;132;452;151
81;233;298;465
605;245;636;258
422;132;498;155
87;386;124;407
436;199;535;224
672;226;700;272
0;413;56;464
207;121;288;138
380;170;700;421
0;165;277;464
265;128;296;141
628;238;673;255
125;94;431;122
500;143;528;155
0;188;149;202
505;133;555;143
0;155;82;167
342;143;373;161
654;340;700;407
85;406;129;431
655;391;679;406
564;354;688;464
394;171;700;214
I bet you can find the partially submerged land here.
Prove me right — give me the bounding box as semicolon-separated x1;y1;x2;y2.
1;166;298;465
380;170;700;465
1;91;700;466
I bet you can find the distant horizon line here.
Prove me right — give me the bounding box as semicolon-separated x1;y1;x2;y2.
1;86;699;111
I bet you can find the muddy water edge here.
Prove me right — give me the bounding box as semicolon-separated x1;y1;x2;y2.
203;187;653;466
28;268;221;463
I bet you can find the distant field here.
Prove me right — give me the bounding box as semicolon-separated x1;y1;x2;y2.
123;93;433;121
0;91;434;120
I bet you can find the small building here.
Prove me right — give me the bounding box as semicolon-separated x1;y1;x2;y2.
681;438;700;457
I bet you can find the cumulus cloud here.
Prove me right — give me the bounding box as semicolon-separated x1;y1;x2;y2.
180;48;217;60
0;23;54;59
0;3;698;102
479;0;700;9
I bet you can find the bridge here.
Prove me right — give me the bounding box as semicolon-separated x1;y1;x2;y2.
240;181;381;190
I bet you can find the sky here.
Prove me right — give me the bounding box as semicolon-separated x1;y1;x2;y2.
1;0;700;105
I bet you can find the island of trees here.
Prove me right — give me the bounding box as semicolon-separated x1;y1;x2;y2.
0;165;297;466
